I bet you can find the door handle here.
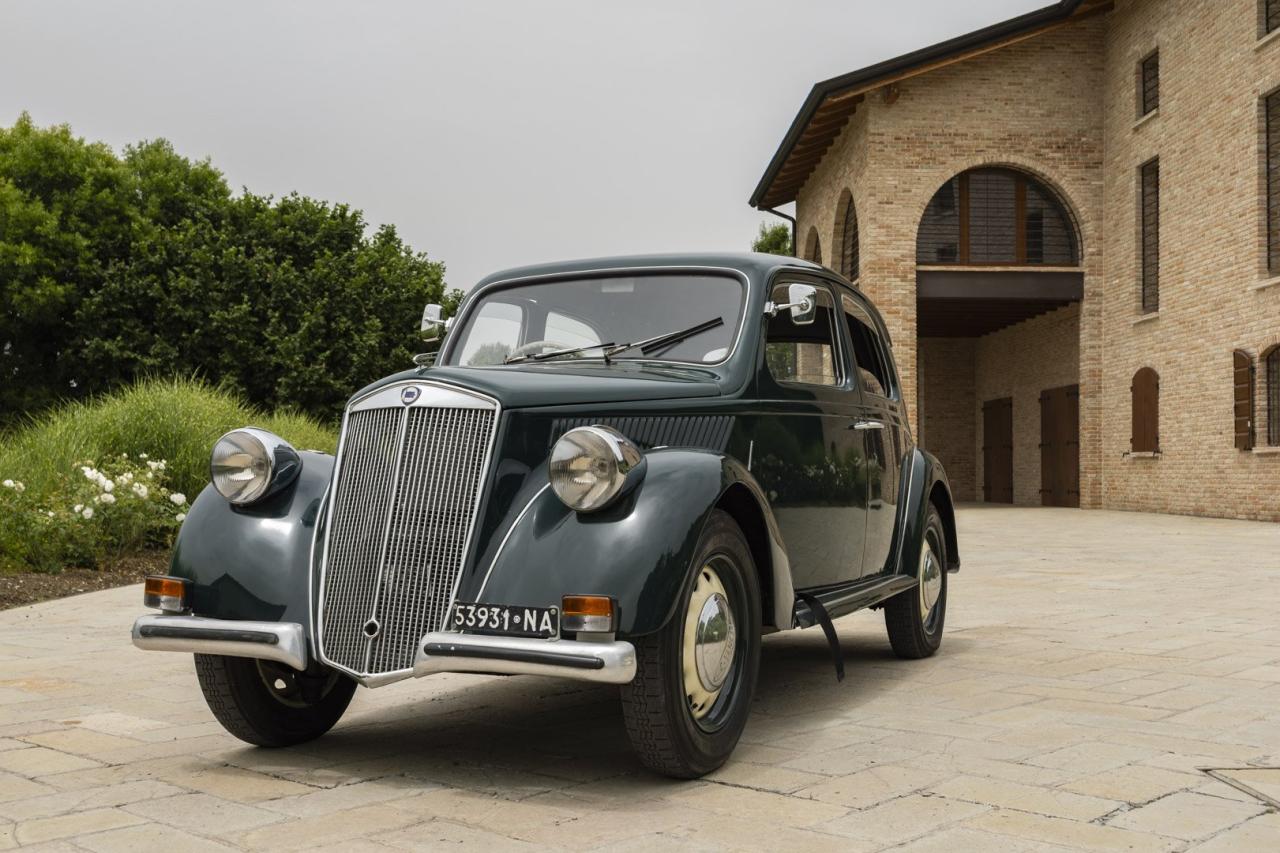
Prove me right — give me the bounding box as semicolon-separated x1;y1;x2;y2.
853;420;885;430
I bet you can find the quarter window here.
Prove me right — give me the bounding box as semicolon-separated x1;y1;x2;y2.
1140;158;1160;313
841;294;893;398
765;284;840;386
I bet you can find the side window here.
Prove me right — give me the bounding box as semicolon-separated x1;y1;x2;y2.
458;301;523;365
545;311;600;349
841;294;894;398
765;284;840;386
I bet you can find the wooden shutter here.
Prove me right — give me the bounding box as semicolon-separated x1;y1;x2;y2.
1140;160;1160;313
1131;367;1160;453
1234;350;1255;451
840;195;859;280
1268;91;1280;273
1141;51;1159;115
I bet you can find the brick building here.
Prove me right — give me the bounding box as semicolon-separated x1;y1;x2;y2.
750;0;1280;521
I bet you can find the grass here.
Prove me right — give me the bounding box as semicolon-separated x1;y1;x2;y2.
0;377;337;502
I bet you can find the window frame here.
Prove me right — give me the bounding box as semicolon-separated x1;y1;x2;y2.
763;279;846;389
1234;349;1257;451
1265;89;1280;275
1138;49;1159;117
835;191;860;281
1139;157;1161;314
1261;0;1280;39
839;292;897;402
1267;346;1280;446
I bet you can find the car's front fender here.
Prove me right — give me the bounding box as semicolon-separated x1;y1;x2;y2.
466;448;790;638
168;451;332;630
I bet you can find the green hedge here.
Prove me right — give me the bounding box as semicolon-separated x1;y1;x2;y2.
0;378;336;572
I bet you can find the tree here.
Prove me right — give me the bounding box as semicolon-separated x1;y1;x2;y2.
751;220;793;256
0;115;460;422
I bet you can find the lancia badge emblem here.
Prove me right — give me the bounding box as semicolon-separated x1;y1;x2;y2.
400;386;421;405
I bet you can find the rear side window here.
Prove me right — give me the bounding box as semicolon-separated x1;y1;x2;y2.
841;294;894;398
765;284;841;386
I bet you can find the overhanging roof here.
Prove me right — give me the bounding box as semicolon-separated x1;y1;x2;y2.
749;0;1112;210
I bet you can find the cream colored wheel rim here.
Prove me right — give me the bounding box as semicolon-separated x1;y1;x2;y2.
682;561;737;721
919;536;942;626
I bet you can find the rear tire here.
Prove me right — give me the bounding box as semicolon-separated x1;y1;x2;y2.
620;510;761;778
194;654;356;747
884;504;948;659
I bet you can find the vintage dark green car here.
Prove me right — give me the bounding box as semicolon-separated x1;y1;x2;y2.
131;252;958;778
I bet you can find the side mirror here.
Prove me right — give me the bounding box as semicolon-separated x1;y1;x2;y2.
786;284;817;325
421;303;448;342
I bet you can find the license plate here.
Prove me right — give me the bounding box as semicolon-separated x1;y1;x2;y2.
450;602;559;639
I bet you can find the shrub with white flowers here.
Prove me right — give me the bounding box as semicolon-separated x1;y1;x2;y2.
0;453;190;573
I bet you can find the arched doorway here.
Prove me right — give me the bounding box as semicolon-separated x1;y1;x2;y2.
913;167;1083;507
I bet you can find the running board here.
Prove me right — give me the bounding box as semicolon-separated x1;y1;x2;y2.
791;574;917;630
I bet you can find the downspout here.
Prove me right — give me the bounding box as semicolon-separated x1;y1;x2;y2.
761;207;796;257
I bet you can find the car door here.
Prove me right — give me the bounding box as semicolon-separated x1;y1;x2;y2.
839;291;907;578
751;277;869;591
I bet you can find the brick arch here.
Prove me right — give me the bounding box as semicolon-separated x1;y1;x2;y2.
913;163;1083;266
802;226;823;265
831;188;859;281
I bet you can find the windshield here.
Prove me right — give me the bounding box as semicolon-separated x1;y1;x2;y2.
443;273;746;367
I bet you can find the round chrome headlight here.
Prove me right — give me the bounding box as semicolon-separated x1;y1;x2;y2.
210;428;301;505
549;426;646;512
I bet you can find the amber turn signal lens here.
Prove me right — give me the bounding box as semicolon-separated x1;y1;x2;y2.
561;595;615;633
143;576;188;613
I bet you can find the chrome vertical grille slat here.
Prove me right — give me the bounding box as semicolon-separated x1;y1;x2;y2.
318;384;497;679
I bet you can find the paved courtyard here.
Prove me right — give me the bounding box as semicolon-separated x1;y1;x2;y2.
1;507;1278;851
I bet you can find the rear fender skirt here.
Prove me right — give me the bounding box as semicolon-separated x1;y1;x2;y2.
464;448;793;637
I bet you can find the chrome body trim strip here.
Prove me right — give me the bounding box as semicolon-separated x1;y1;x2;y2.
473;483;551;602
131;615;308;671
413;632;637;684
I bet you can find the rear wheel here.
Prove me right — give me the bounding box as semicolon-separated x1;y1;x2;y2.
194;654;356;747
884;504;948;659
620;510;761;778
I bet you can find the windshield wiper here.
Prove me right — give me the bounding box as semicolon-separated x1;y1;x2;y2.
601;317;725;363
504;341;617;365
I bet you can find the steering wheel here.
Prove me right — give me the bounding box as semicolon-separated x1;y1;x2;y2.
508;339;577;359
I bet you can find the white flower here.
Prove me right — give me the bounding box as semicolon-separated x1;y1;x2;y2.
132;483;149;499
170;492;187;506
12;482;22;493
1;479;13;489
46;510;54;517
101;479;114;493
118;472;133;485
98;492;116;505
175;512;187;522
139;453;149;459
73;504;84;513
81;507;94;520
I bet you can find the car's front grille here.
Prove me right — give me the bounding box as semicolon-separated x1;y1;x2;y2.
318;389;496;678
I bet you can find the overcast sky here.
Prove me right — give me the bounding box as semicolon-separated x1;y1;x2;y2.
2;0;1041;291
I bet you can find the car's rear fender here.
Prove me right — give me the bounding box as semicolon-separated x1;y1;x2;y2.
890;448;960;579
469;448;793;637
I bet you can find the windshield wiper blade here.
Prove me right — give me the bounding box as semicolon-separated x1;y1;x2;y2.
504;341;617;365
601;317;724;362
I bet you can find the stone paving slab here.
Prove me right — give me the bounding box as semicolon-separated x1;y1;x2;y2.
0;506;1278;850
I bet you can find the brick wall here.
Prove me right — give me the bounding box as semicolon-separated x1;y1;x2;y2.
919;338;976;500
792;0;1280;520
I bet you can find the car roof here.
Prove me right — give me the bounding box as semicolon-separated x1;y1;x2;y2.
471;252;825;289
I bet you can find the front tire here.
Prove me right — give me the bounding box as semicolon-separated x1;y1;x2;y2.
620;510;761;778
884;503;948;659
194;654;356;747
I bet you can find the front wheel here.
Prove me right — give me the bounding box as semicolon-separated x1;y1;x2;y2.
194;654;356;747
884;503;948;659
620;510;761;778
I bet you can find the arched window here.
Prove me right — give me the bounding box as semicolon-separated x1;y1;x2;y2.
1266;346;1280;446
1234;350;1256;451
1131;367;1160;453
834;190;859;280
803;227;823;265
916;168;1078;266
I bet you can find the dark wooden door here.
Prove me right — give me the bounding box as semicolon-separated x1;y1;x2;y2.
982;397;1013;504
1039;384;1080;507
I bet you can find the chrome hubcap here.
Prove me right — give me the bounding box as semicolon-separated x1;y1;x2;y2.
683;562;737;720
919;539;942;624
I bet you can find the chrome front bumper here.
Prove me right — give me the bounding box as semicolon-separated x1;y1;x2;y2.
132;615;309;670
132;617;637;685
